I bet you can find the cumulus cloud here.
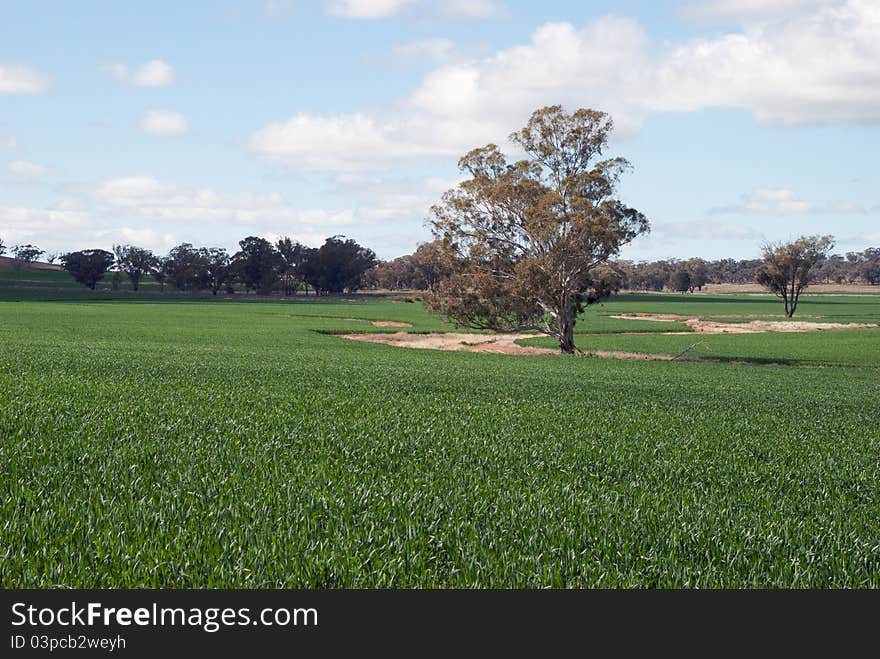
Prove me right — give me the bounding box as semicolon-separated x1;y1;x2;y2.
253;1;880;172
102;59;174;87
138;110;188;135
0;65;50;94
6;160;47;176
680;0;837;24
711;188;812;214
249;113;447;171
132;60;175;87
93;227;177;252
710;188;869;215
0;207;91;246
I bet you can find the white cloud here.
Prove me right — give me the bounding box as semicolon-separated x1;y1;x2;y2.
254;1;880;173
712;188;812;214
103;60;174;87
139;110;188;135
441;0;502;20
710;188;869;215
327;0;411;19
89;176;355;228
0;207;91;244
392;38;456;62
1;135;16;149
93;227;177;252
680;0;837;24
249;113;445;171
0;65;50;94
131;60;174;87
6;160;47;176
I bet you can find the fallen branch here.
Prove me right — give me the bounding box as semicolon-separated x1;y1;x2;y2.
672;341;705;361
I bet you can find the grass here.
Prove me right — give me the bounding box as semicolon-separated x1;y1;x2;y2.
1;294;879;587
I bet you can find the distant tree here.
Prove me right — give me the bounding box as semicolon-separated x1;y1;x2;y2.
670;269;692;293
756;235;834;317
60;249;115;289
154;256;169;292
234;236;283;295
410;240;453;291
199;247;233;295
166;243;201;291
0;237;5;256
45;251;61;265
301;236;376;295
859;248;880;285
686;258;708;292
12;244;44;268
114;244;159;291
276;237;307;296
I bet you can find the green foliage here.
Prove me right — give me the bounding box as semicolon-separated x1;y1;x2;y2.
60;249;115;290
669;269;691;293
302;236;376;295
2;294;879;587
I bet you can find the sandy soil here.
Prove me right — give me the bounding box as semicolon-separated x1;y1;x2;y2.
371;320;412;328
610;313;876;334
338;312;876;359
339;331;555;355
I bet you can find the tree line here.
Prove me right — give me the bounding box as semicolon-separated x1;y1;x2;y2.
0;235;376;296
368;247;880;293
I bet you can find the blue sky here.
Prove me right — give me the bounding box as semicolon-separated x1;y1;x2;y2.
1;0;878;260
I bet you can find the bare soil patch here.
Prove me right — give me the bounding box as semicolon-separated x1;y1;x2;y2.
339;331;554;355
371;320;412;328
610;313;876;334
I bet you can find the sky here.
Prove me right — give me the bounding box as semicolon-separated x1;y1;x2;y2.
1;0;878;262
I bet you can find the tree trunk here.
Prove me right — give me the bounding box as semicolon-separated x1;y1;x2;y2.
558;307;576;355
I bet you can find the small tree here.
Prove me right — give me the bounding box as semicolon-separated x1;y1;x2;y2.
276;237;307;296
233;236;283;295
669;269;691;293
61;249;115;289
0;238;7;256
428;105;649;354
166;243;200;291
756;235;833;317
154;257;169;292
301;236;376;295
12;244;44;268
114;244;159;291
686;258;708;292
199;247;233;295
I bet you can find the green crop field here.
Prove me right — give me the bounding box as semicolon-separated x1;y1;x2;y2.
2;292;879;587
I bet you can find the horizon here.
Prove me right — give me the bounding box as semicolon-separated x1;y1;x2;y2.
2;1;878;261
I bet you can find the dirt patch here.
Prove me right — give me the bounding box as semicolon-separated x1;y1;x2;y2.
610;313;876;334
370;320;413;328
339;331;554;355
